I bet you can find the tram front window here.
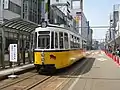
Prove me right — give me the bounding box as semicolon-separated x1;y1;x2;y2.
38;35;50;49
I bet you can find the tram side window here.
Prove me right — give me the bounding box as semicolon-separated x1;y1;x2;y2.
64;33;69;49
59;32;63;49
77;38;80;48
74;37;76;48
73;36;75;48
70;35;74;48
55;32;58;48
34;32;37;48
75;37;79;48
51;32;54;49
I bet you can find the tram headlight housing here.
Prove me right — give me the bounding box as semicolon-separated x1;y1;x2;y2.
41;52;45;63
41;52;45;57
41;57;45;62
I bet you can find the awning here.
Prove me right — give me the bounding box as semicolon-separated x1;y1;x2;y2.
0;18;39;33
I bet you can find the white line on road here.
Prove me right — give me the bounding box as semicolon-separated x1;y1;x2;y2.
68;61;90;90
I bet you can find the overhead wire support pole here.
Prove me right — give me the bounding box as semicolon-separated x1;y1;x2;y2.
80;0;83;48
113;5;117;52
77;26;110;29
0;0;5;68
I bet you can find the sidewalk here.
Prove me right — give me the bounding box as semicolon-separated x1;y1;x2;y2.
62;50;120;90
0;64;34;80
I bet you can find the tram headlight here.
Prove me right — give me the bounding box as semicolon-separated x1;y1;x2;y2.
41;52;45;63
41;52;45;57
41;57;45;62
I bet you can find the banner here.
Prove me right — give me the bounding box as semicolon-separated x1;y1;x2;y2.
74;16;80;23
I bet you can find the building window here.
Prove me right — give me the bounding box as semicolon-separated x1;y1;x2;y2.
51;32;54;49
56;0;59;2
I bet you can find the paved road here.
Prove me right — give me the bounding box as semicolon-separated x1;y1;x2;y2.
62;50;120;90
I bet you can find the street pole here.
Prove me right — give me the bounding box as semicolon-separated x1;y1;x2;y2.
80;0;83;48
113;5;117;52
0;0;5;68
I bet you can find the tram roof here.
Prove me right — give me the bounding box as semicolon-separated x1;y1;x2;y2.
0;18;39;33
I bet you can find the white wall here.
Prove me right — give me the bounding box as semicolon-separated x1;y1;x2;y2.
4;10;20;20
3;0;21;20
10;0;21;6
10;0;22;6
50;0;71;5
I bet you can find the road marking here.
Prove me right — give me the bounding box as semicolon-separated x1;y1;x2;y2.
68;61;90;90
96;57;107;62
54;57;89;90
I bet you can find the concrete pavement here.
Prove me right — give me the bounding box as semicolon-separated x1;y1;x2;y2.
62;50;120;90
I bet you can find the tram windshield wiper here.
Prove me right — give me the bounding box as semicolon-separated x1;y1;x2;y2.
44;44;50;49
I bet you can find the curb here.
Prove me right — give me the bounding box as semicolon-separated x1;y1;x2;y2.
0;66;35;81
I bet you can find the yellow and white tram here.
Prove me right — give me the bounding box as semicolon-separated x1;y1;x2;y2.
33;24;86;74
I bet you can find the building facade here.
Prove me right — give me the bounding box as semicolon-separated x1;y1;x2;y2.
105;4;120;49
50;0;75;30
92;39;99;50
87;28;93;50
0;0;40;68
0;0;21;24
0;0;42;24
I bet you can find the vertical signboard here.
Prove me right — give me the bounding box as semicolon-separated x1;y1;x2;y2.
4;0;9;9
10;44;17;62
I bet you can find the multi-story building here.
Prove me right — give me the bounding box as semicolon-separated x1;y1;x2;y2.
0;0;42;24
71;6;88;37
21;0;42;24
0;0;42;66
87;27;93;50
0;0;21;24
50;0;74;29
71;0;92;49
92;39;99;50
71;8;81;33
105;4;120;48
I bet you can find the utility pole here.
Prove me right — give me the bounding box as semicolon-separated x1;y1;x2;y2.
0;0;5;68
113;5;117;52
80;0;83;48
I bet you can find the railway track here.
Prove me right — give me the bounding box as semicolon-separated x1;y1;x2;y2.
0;51;94;90
0;74;52;90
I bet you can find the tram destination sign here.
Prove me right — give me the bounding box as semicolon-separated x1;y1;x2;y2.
10;44;17;62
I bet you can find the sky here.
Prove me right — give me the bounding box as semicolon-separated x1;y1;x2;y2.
73;0;120;40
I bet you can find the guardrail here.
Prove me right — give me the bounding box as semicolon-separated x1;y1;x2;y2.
103;50;120;65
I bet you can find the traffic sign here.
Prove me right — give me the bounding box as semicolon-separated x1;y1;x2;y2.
9;44;17;62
